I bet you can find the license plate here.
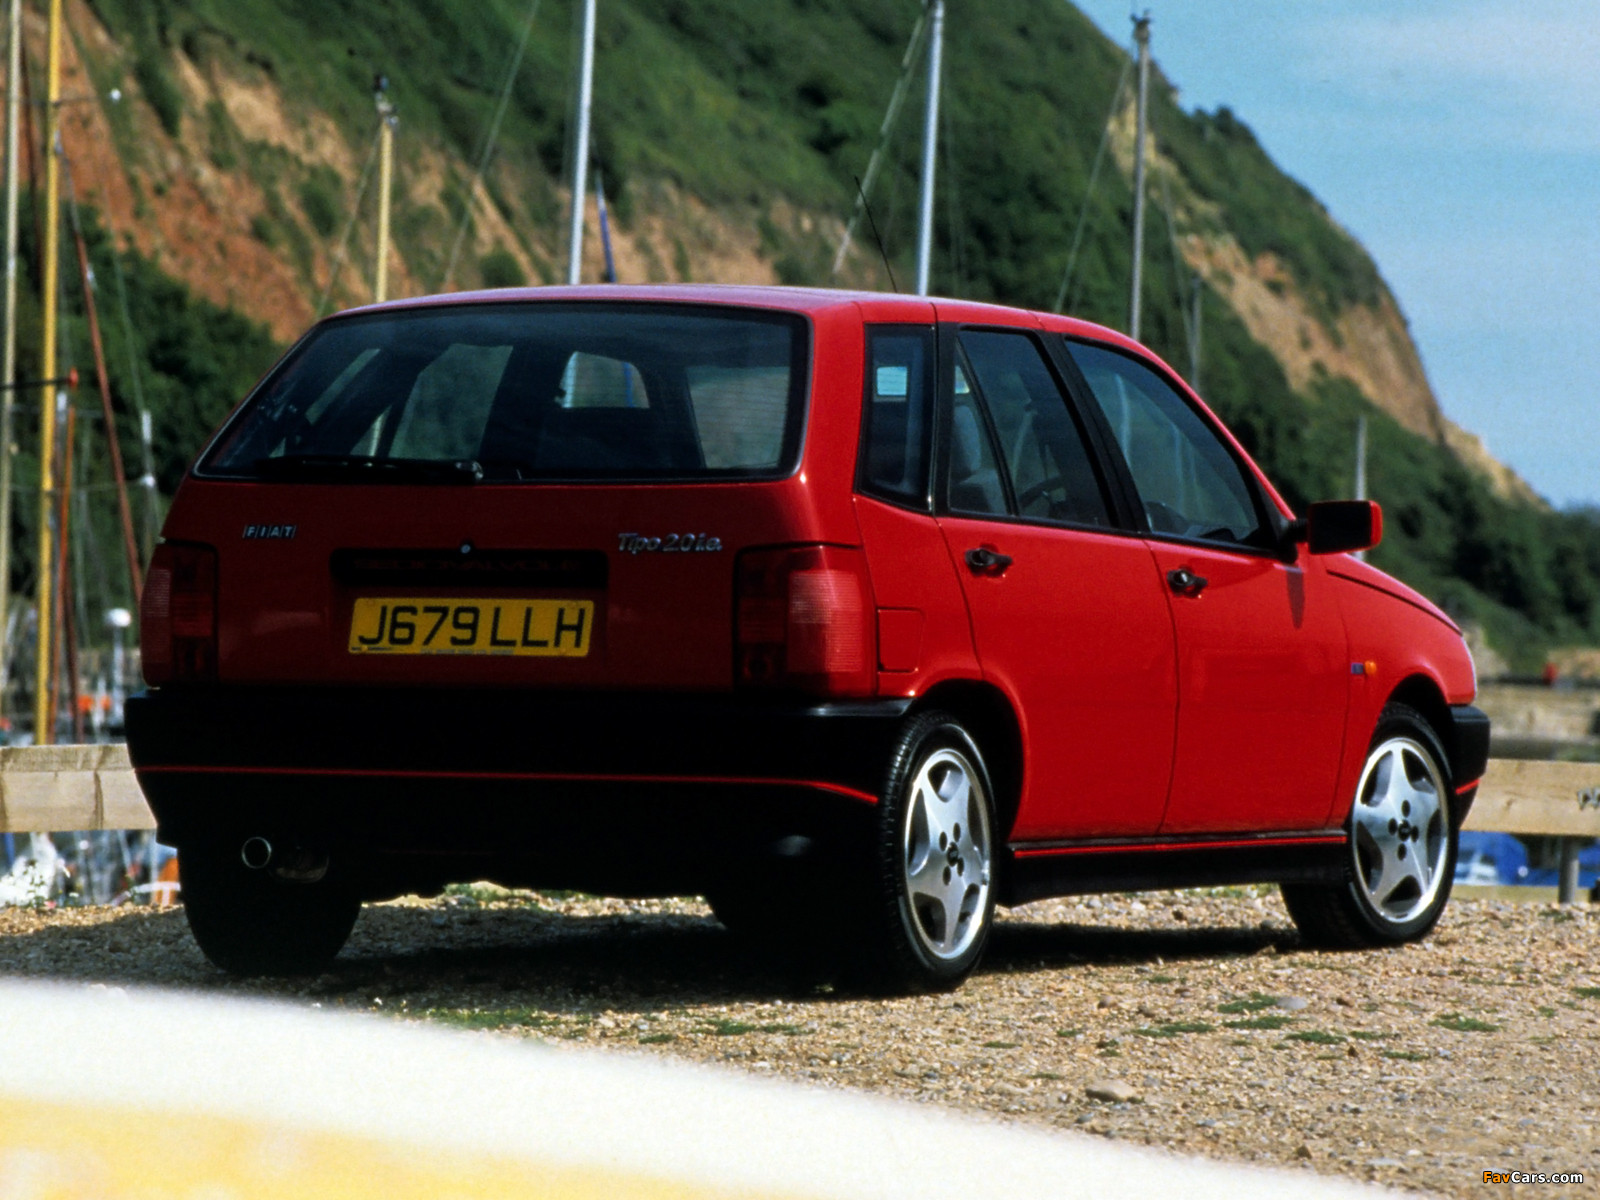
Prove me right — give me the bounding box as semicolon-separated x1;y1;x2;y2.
347;598;594;657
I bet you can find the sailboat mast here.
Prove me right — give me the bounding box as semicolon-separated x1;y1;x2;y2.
373;77;395;303
567;0;597;285
1188;273;1202;388
33;0;62;745
1129;13;1150;342
0;0;21;713
914;0;943;297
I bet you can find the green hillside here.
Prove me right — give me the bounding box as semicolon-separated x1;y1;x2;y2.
25;0;1600;668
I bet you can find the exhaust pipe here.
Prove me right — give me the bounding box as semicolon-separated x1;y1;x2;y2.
240;837;273;870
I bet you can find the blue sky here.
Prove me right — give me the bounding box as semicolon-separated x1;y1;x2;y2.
1072;0;1600;508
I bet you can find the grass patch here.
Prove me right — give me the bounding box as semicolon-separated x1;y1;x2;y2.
700;1019;805;1036
982;1040;1019;1049
1132;1021;1215;1038
1346;1030;1391;1041
1572;986;1600;1000
422;1007;555;1031
1284;1029;1345;1045
440;882;530;905
1031;1071;1063;1081
638;1032;676;1044
1537;1006;1558;1018
1148;974;1178;984
1383;1049;1429;1062
1217;993;1278;1014
1224;1015;1293;1031
1056;1028;1083;1039
1431;1012;1500;1033
1541;909;1576;923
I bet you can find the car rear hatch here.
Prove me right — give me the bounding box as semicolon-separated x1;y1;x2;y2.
157;300;828;692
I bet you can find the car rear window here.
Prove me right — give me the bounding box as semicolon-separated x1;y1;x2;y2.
201;304;809;482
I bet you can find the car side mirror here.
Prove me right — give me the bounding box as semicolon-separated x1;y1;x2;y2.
1296;500;1382;556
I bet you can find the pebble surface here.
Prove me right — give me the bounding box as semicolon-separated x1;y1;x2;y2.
2;885;1597;1198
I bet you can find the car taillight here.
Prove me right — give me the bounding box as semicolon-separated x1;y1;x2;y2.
141;542;218;684
736;545;876;697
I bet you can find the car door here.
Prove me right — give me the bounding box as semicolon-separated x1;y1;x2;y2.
1062;339;1350;834
936;326;1178;841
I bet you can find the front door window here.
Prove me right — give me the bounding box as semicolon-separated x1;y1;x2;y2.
1068;340;1269;547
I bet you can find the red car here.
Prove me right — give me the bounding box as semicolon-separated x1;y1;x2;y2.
128;286;1489;989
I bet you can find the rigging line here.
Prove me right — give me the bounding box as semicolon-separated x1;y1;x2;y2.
853;174;897;293
1054;57;1131;314
316;123;384;318
1158;164;1195;359
830;6;929;277
103;224;158;554
442;0;543;290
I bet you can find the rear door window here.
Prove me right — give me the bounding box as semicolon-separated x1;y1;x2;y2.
954;330;1111;527
202;304;808;482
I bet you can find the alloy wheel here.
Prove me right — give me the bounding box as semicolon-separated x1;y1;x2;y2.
1350;736;1448;925
901;747;992;962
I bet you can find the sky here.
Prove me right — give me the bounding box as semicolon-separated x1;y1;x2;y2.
1072;0;1600;509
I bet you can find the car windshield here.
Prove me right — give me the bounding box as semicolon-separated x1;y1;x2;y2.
202;303;808;481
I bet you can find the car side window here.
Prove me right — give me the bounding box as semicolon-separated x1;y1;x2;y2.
947;361;1008;515
1067;340;1270;548
958;330;1110;527
859;326;935;508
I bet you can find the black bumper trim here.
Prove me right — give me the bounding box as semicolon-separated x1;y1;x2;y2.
125;686;911;851
1449;704;1491;783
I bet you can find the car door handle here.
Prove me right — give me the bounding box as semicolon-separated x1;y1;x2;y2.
965;547;1014;575
1167;567;1208;595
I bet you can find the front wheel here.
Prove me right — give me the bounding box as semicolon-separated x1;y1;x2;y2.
180;841;362;976
857;711;999;992
1283;702;1457;948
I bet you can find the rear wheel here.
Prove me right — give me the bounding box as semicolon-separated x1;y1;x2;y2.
180;840;361;976
857;711;998;992
1283;703;1457;948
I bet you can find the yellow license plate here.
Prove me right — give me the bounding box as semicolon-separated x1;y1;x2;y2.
347;598;594;657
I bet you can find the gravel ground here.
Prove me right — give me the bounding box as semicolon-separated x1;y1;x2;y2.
2;886;1597;1197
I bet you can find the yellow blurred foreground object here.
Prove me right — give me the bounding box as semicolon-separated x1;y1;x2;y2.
0;983;1379;1200
0;1096;762;1200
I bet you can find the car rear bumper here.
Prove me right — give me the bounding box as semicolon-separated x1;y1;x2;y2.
125;686;910;892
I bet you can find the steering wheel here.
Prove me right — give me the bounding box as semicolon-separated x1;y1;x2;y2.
1015;475;1067;510
1143;500;1190;534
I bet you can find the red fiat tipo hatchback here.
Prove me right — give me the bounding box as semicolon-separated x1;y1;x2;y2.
128;286;1488;988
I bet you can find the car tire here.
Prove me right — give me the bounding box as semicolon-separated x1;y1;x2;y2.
856;710;999;993
1282;702;1458;948
180;841;362;976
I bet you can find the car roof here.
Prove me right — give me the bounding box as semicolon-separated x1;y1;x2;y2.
330;283;1126;344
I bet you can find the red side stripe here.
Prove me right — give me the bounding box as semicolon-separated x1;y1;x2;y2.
135;764;879;805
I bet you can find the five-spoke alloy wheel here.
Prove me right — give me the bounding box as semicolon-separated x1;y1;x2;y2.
862;711;999;991
1282;702;1458;948
902;746;993;963
1349;735;1449;924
